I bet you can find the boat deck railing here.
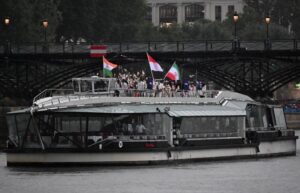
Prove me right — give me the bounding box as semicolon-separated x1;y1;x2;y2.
33;89;74;104
33;88;221;108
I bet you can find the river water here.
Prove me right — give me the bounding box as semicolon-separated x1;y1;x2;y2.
0;131;300;193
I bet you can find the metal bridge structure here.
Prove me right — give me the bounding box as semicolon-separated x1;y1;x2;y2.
0;39;300;100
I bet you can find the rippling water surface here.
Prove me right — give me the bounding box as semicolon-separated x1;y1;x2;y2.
1;131;300;193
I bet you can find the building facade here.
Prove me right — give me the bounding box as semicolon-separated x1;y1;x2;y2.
146;0;245;26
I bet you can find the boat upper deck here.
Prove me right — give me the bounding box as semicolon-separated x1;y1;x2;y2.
27;77;254;112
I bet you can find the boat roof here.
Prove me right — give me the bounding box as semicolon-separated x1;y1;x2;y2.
7;90;254;115
32;90;253;108
52;104;246;116
8;103;246;117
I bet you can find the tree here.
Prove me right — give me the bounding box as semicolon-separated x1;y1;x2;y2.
244;0;299;38
239;23;292;40
135;22;162;41
0;0;61;43
31;0;61;42
244;0;276;19
57;0;147;42
57;0;96;42
93;0;147;42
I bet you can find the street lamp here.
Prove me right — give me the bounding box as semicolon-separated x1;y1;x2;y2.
233;12;239;40
42;19;48;42
4;17;11;54
42;19;48;53
265;16;271;49
265;16;270;39
233;12;239;50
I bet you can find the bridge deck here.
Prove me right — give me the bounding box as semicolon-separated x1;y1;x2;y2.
0;40;299;56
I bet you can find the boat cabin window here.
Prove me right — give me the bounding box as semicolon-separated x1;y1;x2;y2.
73;81;80;92
85;114;168;137
6;112;171;149
81;80;93;92
179;116;244;138
6;115;19;146
6;113;44;148
273;107;287;129
246;104;268;130
72;78;115;94
94;80;108;92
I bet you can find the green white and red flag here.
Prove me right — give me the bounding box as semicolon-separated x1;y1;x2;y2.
166;62;180;81
103;56;118;77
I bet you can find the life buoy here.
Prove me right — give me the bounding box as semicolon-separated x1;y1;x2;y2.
118;141;123;148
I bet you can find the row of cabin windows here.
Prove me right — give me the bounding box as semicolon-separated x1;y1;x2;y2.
73;80;109;93
7;105;286;148
7;113;244;148
146;4;235;23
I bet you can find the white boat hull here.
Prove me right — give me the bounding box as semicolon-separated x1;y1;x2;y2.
6;139;297;166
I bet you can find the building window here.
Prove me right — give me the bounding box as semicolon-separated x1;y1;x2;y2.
185;4;204;22
159;4;177;24
228;5;235;16
215;6;222;21
145;6;152;21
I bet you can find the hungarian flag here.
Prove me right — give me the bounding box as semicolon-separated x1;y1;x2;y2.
147;53;163;72
103;56;118;77
166;62;180;81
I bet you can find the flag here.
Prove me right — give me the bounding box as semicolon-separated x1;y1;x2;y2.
103;56;118;77
166;62;180;81
147;53;163;72
90;45;107;58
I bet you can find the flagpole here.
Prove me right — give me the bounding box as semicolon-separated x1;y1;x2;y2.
147;52;155;83
181;63;184;90
102;56;105;78
150;68;155;83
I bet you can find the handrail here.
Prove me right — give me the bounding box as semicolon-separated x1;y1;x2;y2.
32;89;74;105
1;39;300;55
32;88;221;109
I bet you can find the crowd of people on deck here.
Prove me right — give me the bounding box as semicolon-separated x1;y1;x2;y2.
99;66;208;97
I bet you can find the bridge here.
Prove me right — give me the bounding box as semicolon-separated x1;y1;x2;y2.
0;39;300;100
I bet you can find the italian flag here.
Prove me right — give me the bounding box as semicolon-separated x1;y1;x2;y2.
103;56;118;77
166;62;180;81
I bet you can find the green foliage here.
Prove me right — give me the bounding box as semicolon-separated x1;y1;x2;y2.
244;0;275;19
182;20;231;40
198;22;231;40
56;0;147;42
0;0;298;43
0;0;61;43
135;22;161;41
245;0;299;38
268;24;293;39
57;0;95;42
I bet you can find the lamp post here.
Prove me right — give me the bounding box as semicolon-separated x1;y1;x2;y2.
4;17;11;54
42;19;48;53
42;19;48;42
265;16;271;49
233;12;239;50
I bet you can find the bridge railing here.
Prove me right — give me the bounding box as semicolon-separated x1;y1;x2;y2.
1;39;299;55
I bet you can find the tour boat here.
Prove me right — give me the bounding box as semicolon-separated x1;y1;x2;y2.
5;77;298;166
